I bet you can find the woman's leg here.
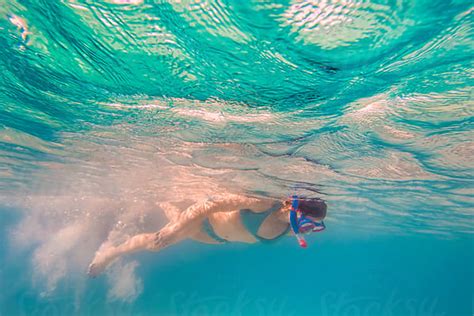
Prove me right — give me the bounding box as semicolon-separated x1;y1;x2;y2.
87;195;277;276
88;222;185;277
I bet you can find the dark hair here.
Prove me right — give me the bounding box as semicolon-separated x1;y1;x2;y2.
298;198;327;219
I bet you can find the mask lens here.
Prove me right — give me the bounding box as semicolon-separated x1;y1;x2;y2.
297;214;325;234
312;225;325;232
298;222;315;234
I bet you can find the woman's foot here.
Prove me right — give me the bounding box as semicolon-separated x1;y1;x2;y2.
87;243;117;277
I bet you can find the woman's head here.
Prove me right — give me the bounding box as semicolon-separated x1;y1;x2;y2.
285;196;327;248
284;197;327;220
298;198;327;219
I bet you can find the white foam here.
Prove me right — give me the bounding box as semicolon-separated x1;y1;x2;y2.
106;259;143;303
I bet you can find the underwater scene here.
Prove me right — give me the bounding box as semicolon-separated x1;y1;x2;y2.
0;0;473;315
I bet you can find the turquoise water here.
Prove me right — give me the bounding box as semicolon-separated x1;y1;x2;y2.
0;0;473;315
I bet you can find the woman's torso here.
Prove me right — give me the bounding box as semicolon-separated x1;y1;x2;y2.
203;206;288;243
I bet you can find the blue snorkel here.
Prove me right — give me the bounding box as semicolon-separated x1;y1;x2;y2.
289;196;299;234
289;196;307;248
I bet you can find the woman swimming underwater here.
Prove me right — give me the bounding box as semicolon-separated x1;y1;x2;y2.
88;195;326;276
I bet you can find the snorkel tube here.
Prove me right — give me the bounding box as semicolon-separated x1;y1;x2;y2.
289;196;307;248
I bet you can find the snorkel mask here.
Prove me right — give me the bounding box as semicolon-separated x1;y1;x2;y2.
289;196;326;248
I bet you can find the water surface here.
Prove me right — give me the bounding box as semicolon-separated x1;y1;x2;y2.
0;0;473;315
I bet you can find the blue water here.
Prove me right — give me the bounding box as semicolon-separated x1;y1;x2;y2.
0;0;473;315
